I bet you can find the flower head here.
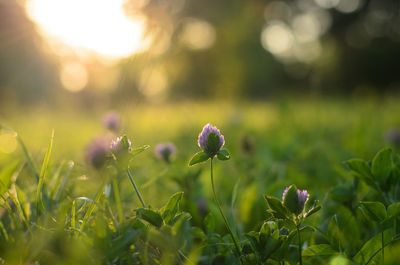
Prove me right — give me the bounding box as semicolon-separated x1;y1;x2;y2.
282;185;309;215
86;137;110;169
155;142;176;163
198;123;225;156
296;189;309;210
386;128;400;145
103;111;121;132
111;136;132;154
282;186;290;201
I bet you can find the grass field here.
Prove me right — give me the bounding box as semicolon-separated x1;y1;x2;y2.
1;98;400;264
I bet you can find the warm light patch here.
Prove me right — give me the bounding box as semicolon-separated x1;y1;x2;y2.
60;61;88;92
0;132;17;154
139;67;168;99
26;0;148;58
180;19;216;50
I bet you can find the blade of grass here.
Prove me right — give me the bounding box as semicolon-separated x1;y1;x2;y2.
48;161;65;198
80;182;105;232
54;161;74;202
71;200;76;236
112;178;124;224
16;133;40;182
0;220;9;242
0;195;18;230
36;130;55;217
6;191;32;234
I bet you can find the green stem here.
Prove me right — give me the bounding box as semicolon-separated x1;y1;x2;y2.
80;182;104;231
112;178;124;223
381;232;384;265
365;234;400;265
297;225;303;265
127;168;146;208
210;158;243;265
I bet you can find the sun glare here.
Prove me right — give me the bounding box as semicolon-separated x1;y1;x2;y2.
26;0;149;58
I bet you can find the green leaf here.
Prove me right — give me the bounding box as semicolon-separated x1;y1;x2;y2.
160;192;183;224
329;185;353;203
189;151;209;166
353;229;391;265
36;129;54;215
388;202;400;218
305;205;321;218
204;213;215;233
264;195;288;219
302;244;338;257
136;208;163;227
328;206;361;256
359;201;387;222
0;161;19;195
282;185;301;215
303;244;339;265
120;135;131;150
371;148;392;182
259;222;271;235
190;227;206;240
217;149;230;161
206;133;220;156
130;145;150;157
345;159;374;185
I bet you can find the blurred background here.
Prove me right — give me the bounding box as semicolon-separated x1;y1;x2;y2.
0;0;399;108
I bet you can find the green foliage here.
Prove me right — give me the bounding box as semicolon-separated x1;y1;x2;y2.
3;108;400;265
136;208;164;227
217;149;230;161
189;151;209;166
371;148;392;183
282;185;301;215
360;201;387;222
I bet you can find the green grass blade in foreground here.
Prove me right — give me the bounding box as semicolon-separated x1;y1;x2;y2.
113;178;124;224
16;133;40;181
80;183;105;232
36;130;55;216
54;161;74;202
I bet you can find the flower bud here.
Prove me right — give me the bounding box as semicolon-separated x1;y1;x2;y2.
282;185;309;215
103;111;121;132
197;123;225;157
86;137;110;169
155;142;176;163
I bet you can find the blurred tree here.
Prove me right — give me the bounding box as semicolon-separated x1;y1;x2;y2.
0;0;57;105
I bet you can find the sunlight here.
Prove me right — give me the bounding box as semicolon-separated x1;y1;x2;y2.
26;0;149;59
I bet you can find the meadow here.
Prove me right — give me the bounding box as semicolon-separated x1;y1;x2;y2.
1;98;400;265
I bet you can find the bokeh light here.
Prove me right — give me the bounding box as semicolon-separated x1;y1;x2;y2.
0;131;17;154
139;66;169;100
60;61;88;92
335;0;363;13
26;0;149;58
180;19;216;50
261;21;294;57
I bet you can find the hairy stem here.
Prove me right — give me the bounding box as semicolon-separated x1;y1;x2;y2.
210;158;243;265
112;178;124;223
127;168;146;208
297;225;303;265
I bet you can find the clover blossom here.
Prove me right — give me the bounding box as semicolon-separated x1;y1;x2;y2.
86;137;110;169
103;111;121;132
197;123;225;156
297;189;309;211
155;142;176;163
111;136;131;154
386;128;400;145
282;185;309;215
